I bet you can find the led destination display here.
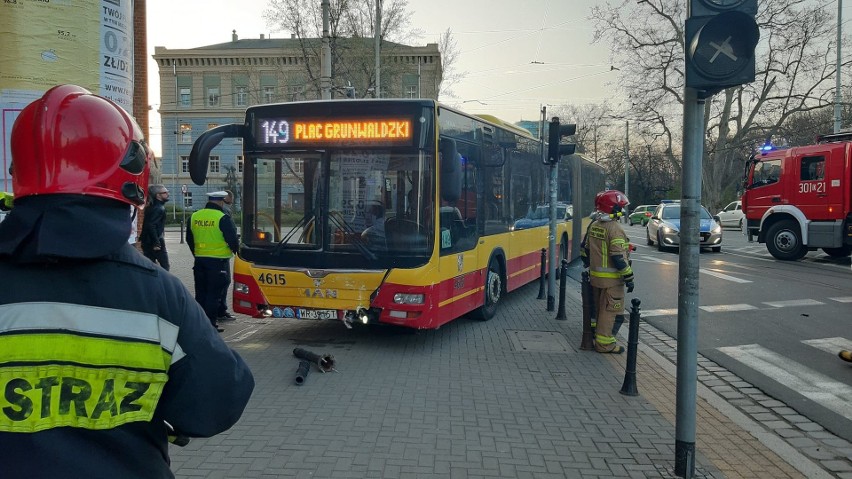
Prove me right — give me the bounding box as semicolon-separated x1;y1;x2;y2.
256;117;413;147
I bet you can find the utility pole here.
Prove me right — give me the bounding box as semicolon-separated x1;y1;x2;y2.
835;0;843;133
375;0;382;98
321;0;332;100
624;120;630;220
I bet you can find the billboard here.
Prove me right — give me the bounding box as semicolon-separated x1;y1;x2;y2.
0;0;135;193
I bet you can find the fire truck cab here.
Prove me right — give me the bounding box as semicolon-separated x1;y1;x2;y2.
742;132;852;260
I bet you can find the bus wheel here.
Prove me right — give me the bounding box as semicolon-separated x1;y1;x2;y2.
470;259;502;321
766;220;807;260
560;236;569;263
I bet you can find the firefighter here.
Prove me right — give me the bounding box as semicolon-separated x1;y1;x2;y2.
581;190;635;354
0;85;254;477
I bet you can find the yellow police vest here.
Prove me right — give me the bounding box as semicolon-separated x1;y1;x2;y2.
190;209;232;258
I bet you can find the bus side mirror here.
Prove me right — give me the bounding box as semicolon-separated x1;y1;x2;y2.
440;138;462;203
189;123;246;185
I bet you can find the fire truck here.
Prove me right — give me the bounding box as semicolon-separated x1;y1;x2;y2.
742;131;852;260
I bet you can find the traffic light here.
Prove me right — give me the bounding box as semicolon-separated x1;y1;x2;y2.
547;117;576;164
685;0;760;96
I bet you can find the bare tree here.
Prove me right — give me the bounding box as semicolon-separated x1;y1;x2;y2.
590;0;849;210
264;0;463;99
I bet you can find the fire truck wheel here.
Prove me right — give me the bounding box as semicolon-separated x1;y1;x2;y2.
822;245;852;258
766;220;807;260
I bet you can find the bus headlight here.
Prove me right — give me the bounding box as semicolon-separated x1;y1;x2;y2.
393;293;424;305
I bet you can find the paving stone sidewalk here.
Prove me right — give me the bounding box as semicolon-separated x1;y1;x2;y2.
160;229;847;478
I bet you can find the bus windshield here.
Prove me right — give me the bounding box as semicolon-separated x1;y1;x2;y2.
246;148;434;262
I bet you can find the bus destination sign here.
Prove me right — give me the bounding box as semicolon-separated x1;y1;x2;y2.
255;117;413;147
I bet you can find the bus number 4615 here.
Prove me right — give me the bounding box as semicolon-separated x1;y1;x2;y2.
257;273;286;285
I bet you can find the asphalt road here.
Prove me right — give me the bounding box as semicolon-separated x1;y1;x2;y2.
621;221;852;443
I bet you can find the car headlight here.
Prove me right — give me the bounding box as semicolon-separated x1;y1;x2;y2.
711;224;722;234
661;225;677;234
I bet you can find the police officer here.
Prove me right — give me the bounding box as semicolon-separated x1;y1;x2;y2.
187;191;239;332
0;84;254;478
581;190;635;354
140;184;170;270
216;190;237;321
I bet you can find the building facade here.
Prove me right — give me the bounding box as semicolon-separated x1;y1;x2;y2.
153;31;442;211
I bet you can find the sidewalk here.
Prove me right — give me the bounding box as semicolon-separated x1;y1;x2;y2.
161;231;848;478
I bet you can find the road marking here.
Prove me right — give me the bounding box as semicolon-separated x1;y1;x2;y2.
717;344;852;420
699;268;752;283
632;256;676;265
641;308;679;317
763;299;824;308
802;337;852;355
699;304;758;313
829;297;852;303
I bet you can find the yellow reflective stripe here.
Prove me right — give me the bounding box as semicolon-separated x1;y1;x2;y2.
0;365;166;433
590;271;621;278
0;303;181;355
0;334;170;372
595;334;616;345
611;238;629;248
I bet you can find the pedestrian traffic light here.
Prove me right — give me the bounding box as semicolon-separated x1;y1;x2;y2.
547;117;576;164
685;0;760;97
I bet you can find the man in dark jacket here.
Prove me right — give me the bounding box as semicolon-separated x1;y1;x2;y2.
187;191;239;332
140;184;170;270
0;85;254;479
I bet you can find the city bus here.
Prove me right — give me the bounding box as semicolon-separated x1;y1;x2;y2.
189;99;604;329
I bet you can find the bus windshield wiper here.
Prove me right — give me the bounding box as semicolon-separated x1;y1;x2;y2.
327;213;377;261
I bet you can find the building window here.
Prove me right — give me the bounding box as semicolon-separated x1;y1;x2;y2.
406;85;417;98
207;123;219;131
179;124;192;143
183;192;192;208
287;85;302;101
207;87;220;107
263;86;275;103
237;155;244;173
181;155;189;173
267;193;275;208
179;87;191;107
209;155;220;174
236;86;247;106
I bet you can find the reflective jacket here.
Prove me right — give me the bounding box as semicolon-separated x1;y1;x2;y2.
582;217;633;288
0;196;254;479
187;202;238;258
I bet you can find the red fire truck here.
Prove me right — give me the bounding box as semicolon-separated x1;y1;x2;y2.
742;131;852;260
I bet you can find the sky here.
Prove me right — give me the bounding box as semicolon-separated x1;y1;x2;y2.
145;0;618;156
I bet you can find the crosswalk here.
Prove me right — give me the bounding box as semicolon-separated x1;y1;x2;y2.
640;296;852;318
717;338;852;421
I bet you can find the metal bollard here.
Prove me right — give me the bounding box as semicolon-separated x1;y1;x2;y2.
555;259;569;320
580;271;595;350
537;248;546;299
620;298;642;396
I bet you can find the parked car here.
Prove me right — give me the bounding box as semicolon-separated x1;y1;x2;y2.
716;200;744;228
628;205;656;226
646;203;723;252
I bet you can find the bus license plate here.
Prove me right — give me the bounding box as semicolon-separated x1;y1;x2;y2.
297;308;337;320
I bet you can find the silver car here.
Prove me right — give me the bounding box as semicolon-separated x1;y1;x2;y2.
716;200;744;228
646;203;723;252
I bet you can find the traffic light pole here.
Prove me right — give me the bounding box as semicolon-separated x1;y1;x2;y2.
675;87;704;479
547;162;557;311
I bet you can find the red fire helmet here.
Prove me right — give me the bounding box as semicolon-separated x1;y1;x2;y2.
594;189;630;215
10;84;151;206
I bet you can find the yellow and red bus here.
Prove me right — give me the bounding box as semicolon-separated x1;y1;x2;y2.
189;99;603;329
